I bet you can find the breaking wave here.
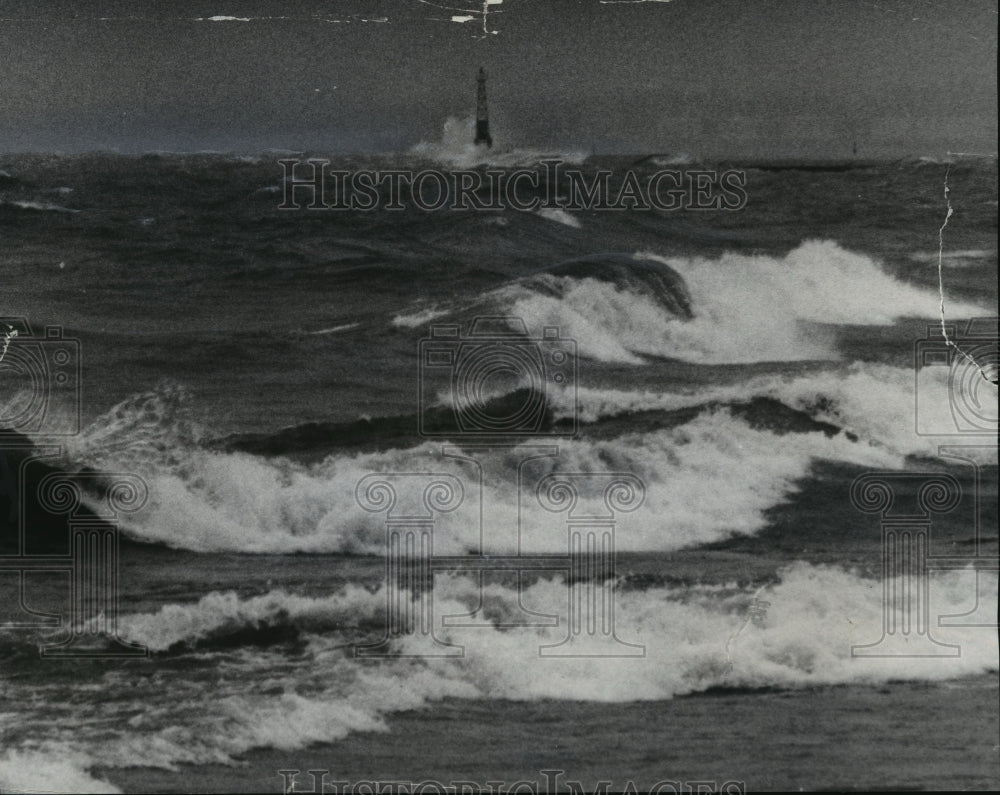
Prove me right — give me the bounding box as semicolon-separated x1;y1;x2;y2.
44;358;993;556
2;565;995;780
498;240;989;364
408;115;587;169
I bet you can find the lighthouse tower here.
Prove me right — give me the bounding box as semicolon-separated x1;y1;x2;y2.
474;67;493;148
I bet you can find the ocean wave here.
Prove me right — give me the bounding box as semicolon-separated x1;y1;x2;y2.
117;586;386;653
408;115;587;169
497;240;988;365
420;565;997;697
69;404;897;554
551;361;998;462
104;566;1000;705
108;565;997;694
48;359;986;555
3;563;993;785
32;352;991;556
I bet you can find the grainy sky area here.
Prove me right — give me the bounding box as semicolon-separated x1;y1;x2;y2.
0;0;996;156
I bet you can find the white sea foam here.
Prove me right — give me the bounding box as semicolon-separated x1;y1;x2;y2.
5;564;995;784
550;361;997;462
500;240;990;364
536;207;583;228
109;567;999;708
418;565;998;699
409;115;587;169
87;405;902;555
391;305;450;328
56;353;993;557
0;750;121;793
114;565;997;697
117;586;385;652
61;363;990;555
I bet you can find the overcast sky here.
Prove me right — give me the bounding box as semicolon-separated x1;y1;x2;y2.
0;0;996;156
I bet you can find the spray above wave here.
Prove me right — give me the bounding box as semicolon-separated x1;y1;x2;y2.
64;380;202;471
389;251;697;365
408;115;587;169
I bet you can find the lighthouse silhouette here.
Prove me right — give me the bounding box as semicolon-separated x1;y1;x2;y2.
474;67;493;148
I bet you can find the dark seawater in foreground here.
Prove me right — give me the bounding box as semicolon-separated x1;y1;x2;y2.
0;151;997;792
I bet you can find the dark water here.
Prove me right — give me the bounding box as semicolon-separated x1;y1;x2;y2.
0;152;997;791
